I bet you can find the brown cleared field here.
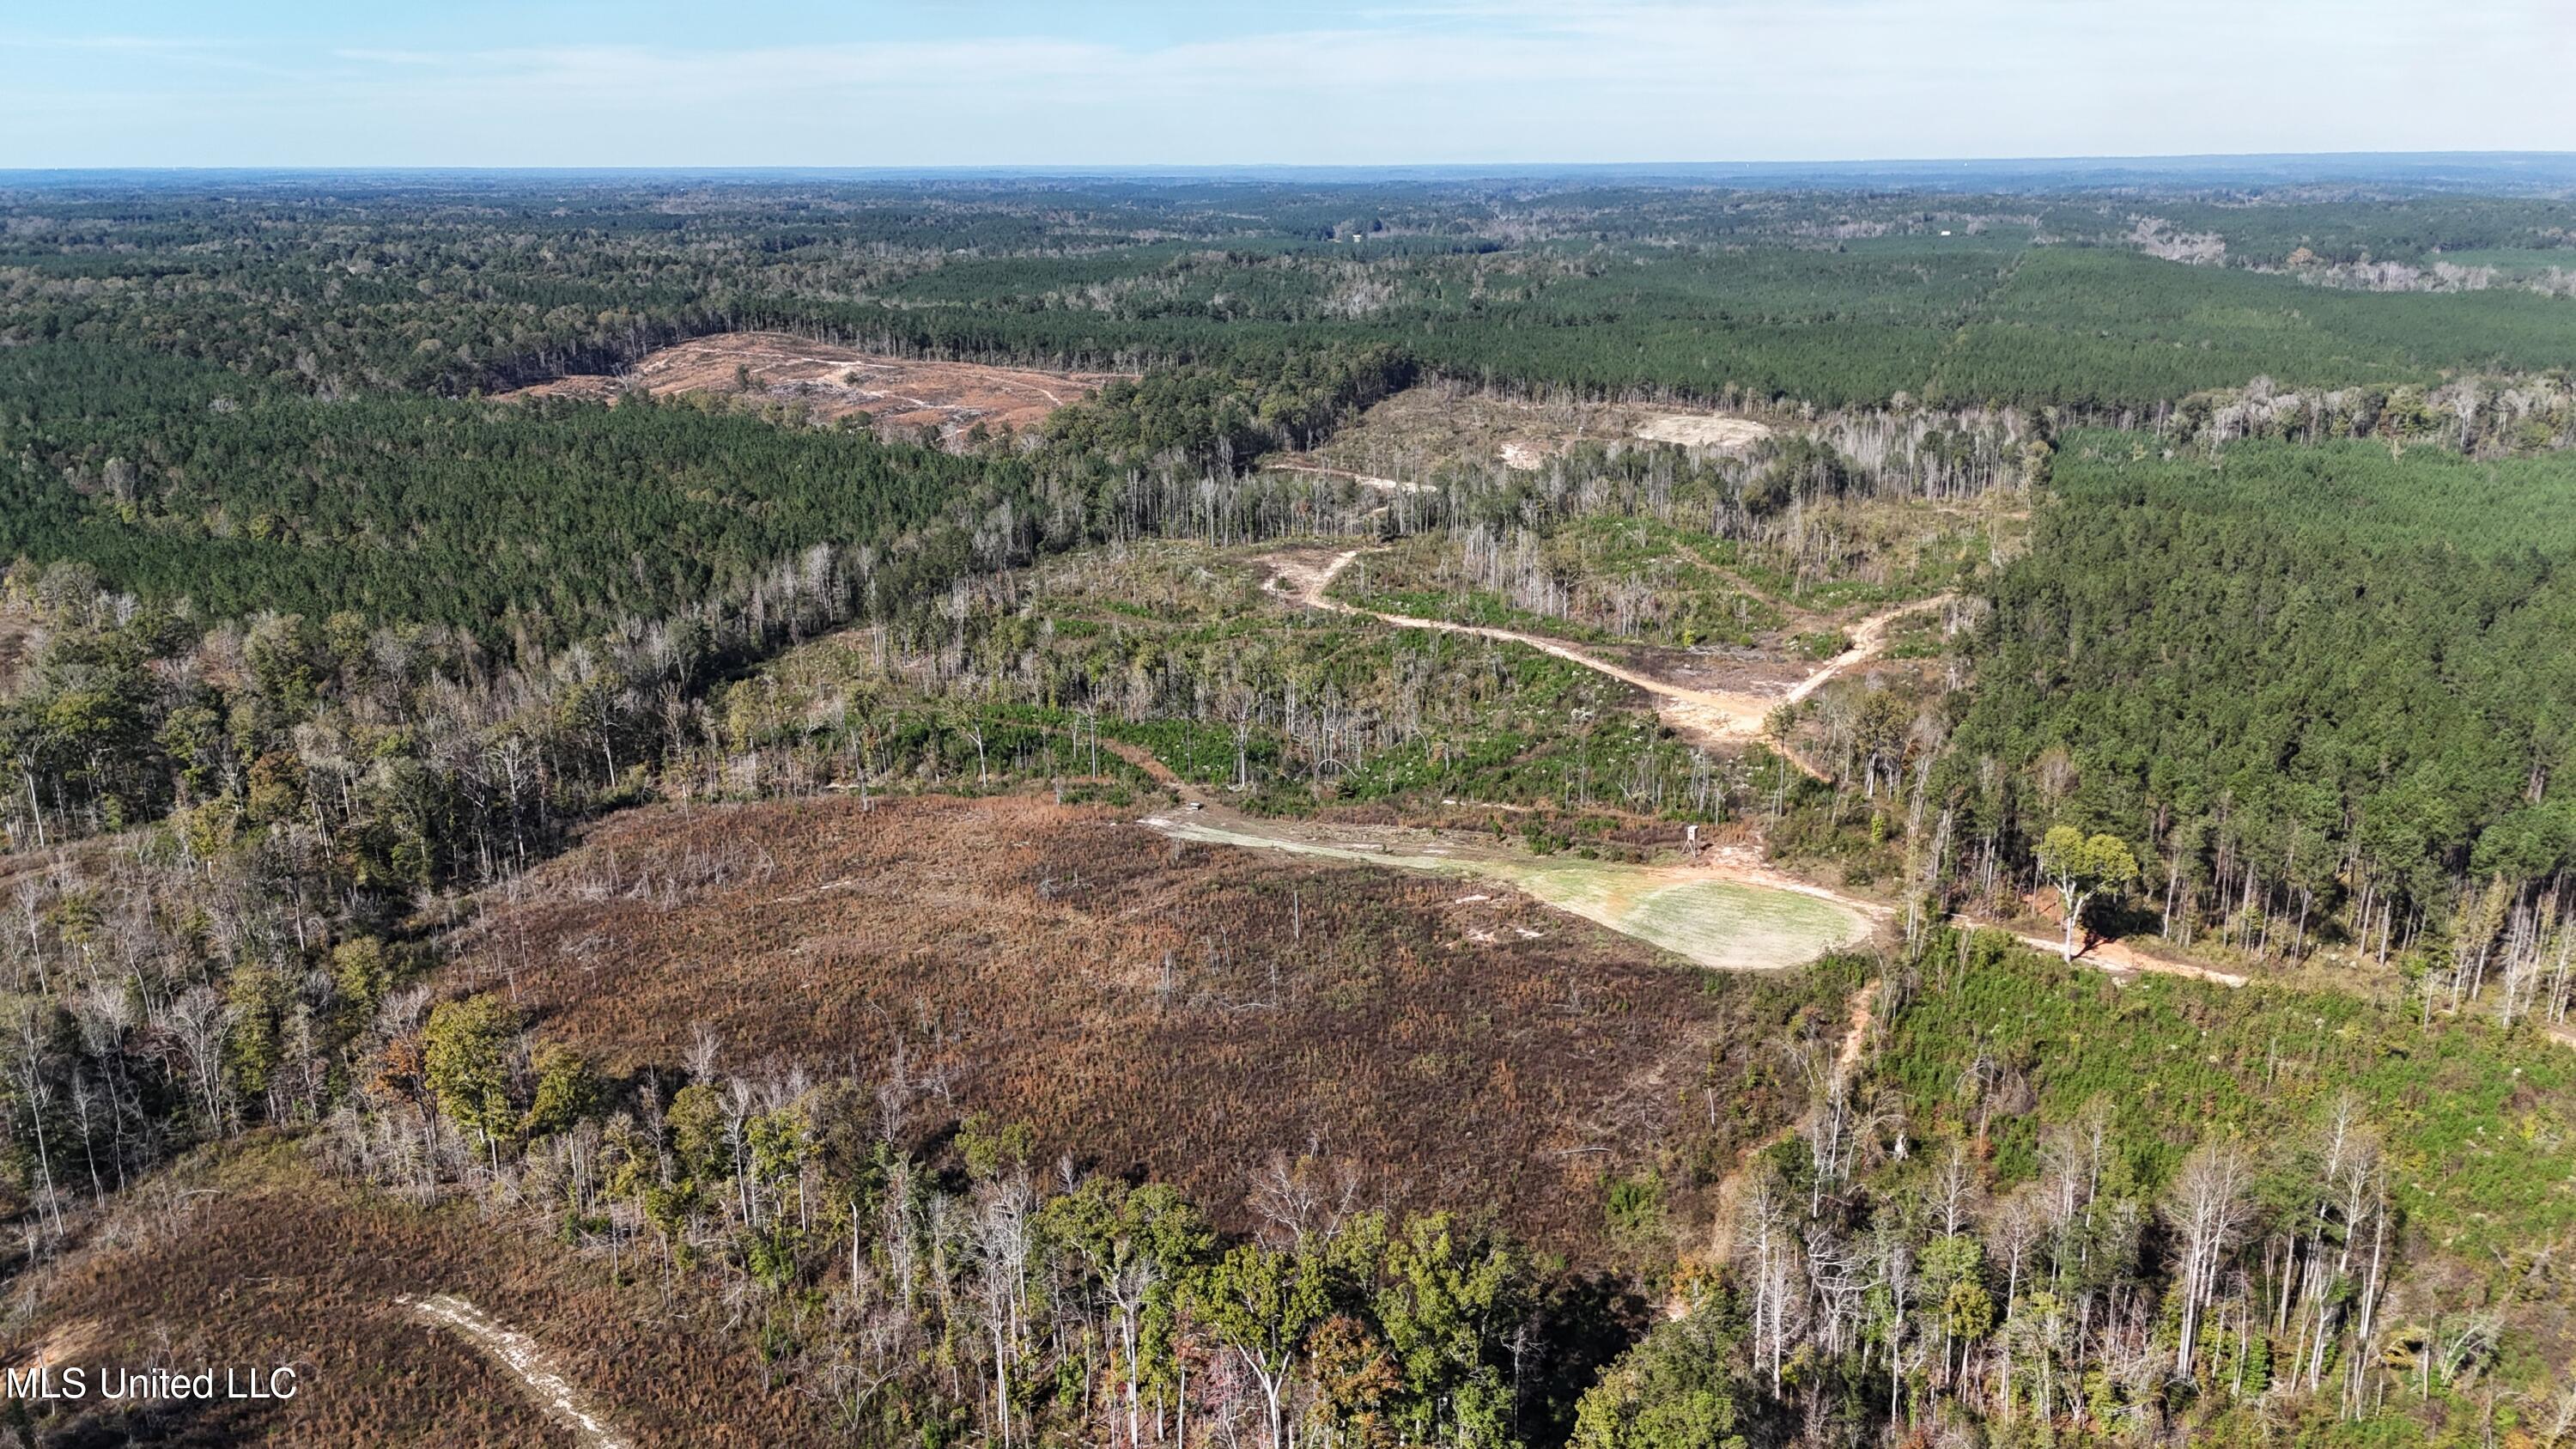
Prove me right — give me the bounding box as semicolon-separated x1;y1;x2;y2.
8;1147;827;1448
448;795;1838;1257
493;331;1122;435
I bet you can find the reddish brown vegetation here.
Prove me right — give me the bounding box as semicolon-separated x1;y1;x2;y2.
9;1148;829;1447
491;331;1121;436
452;795;1827;1256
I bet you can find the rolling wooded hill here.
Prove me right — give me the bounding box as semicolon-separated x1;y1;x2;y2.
2;173;2574;1448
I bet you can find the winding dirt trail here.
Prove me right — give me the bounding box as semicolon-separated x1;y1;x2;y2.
1689;980;1880;1287
399;1294;632;1449
1264;547;1943;780
1686;929;2233;1298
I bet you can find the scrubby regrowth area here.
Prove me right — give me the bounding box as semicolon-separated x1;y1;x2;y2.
3;170;2576;1445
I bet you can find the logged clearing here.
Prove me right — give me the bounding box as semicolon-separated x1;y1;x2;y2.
494;331;1122;436
449;794;1828;1257
1631;414;1773;448
1293;384;1777;483
1246;546;2239;984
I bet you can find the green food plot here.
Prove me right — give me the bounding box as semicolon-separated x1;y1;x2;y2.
1151;815;1869;971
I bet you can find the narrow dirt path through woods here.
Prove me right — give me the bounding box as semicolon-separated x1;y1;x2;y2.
399;1294;633;1449
1692;978;1882;1285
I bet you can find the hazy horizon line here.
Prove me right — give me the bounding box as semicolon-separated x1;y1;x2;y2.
6;150;2574;181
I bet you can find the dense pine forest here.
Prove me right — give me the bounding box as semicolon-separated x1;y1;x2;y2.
1940;438;2576;980
12;176;2576;405
4;172;2576;1447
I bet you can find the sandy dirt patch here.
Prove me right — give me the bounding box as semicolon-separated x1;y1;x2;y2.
1301;386;1778;478
1632;414;1774;449
495;331;1123;439
402;1293;631;1449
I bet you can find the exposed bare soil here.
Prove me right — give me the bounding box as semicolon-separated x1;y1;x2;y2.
1631;414;1773;448
404;1294;632;1449
1294;384;1777;483
1139;799;1874;972
494;332;1123;438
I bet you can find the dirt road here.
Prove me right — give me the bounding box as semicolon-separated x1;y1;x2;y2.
400;1294;632;1449
1265;546;1943;776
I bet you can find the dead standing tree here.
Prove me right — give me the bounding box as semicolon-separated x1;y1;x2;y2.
2160;1141;2255;1379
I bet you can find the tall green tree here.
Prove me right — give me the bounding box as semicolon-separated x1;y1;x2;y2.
2033;826;2138;960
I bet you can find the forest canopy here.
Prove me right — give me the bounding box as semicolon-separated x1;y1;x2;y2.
1942;435;2576;953
8;170;2576;1449
9;174;2576;408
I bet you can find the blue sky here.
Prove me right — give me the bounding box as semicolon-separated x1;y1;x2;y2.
6;1;2574;168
